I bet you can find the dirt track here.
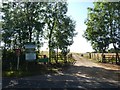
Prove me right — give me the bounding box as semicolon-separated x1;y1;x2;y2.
69;54;120;82
2;54;120;89
72;54;120;70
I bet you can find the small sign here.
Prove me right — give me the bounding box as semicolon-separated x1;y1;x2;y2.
25;43;36;61
14;49;21;70
25;53;36;61
15;49;21;56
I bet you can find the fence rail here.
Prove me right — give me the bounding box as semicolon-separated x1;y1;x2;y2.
82;53;120;64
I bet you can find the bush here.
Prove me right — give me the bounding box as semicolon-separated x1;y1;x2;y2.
2;49;26;71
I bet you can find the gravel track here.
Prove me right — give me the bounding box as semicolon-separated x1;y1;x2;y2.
2;54;120;89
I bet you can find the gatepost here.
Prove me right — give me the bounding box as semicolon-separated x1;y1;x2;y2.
15;49;21;70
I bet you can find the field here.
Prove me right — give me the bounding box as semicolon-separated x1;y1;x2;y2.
39;51;49;56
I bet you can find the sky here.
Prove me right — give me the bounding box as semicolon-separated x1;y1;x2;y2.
41;1;95;53
67;1;94;53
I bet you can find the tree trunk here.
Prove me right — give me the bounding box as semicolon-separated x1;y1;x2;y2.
64;55;67;63
26;2;32;43
48;41;51;64
56;47;58;64
48;18;56;64
113;43;119;64
101;49;106;63
101;53;105;63
29;28;32;42
18;30;22;48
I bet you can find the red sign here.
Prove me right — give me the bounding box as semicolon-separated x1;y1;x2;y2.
15;49;21;56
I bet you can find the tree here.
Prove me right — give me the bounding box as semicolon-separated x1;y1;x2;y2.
57;16;76;63
106;2;120;63
2;1;77;64
44;2;68;63
2;2;46;49
84;2;120;63
83;2;110;60
2;3;14;49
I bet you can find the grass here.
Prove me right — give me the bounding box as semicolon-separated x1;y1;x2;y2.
2;57;75;78
3;69;57;77
2;50;75;78
2;65;58;78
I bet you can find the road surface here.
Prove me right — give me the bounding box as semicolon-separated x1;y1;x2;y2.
2;54;120;89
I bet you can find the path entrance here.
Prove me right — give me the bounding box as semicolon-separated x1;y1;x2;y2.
2;54;120;89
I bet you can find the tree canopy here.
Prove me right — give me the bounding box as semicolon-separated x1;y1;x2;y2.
83;2;120;63
2;1;77;62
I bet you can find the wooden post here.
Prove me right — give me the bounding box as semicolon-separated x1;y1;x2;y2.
15;49;20;70
17;56;20;70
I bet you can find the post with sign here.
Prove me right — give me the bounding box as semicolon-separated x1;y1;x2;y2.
25;43;36;70
15;49;20;70
25;43;36;61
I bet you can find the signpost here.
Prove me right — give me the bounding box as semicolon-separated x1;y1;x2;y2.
25;43;36;61
15;49;20;70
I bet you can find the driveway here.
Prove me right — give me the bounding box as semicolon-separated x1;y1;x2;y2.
2;54;120;89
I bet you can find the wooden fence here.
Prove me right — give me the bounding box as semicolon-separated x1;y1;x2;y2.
82;53;120;63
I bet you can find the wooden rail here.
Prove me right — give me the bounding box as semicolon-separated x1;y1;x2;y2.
104;55;120;63
82;53;120;64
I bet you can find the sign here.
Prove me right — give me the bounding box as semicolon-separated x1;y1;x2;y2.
25;53;36;61
15;49;21;56
25;43;36;61
14;49;21;70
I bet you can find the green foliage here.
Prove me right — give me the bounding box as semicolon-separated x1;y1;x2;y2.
108;48;120;53
2;2;77;64
84;2;120;63
42;2;77;63
84;2;120;53
2;2;46;49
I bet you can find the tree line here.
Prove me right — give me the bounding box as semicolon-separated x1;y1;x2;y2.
83;2;120;63
1;1;77;64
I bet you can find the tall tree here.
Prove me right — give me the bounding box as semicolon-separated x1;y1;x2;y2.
52;15;77;63
84;2;120;63
84;2;109;53
106;2;120;63
2;2;46;49
44;2;68;63
2;1;77;64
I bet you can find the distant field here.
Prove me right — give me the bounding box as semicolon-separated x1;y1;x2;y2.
38;51;49;57
38;51;61;57
38;51;77;57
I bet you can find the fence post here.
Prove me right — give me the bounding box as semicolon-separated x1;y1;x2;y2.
102;54;106;63
89;53;91;59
